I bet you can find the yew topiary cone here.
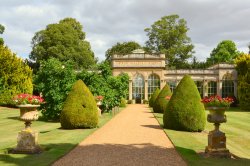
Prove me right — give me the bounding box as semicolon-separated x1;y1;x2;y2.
153;84;172;113
60;80;98;129
163;75;206;131
149;88;160;107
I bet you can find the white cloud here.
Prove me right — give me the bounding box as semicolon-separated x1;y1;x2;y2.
0;0;250;62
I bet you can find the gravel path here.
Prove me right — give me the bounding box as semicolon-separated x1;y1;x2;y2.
53;104;187;166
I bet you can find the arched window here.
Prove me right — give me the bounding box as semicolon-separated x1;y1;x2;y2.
222;73;234;98
208;81;217;97
167;81;176;93
148;74;160;99
195;81;203;97
132;74;144;103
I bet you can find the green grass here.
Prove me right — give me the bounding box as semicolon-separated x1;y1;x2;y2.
154;107;250;166
0;107;124;166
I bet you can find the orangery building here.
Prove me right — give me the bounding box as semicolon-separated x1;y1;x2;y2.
111;49;237;103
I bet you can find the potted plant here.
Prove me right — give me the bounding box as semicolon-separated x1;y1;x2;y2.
13;94;44;125
11;94;44;154
201;95;234;157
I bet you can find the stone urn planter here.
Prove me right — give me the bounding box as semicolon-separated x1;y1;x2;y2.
96;101;102;117
11;104;42;154
205;106;231;158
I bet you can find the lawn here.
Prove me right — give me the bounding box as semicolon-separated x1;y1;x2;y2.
153;107;250;166
0;106;123;166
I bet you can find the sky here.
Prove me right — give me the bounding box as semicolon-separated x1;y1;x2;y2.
1;0;250;62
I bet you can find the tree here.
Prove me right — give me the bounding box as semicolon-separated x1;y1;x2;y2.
30;18;95;69
234;53;250;111
0;45;33;105
34;58;76;121
105;41;141;61
60;80;98;129
77;61;129;111
0;24;5;45
164;75;206;131
145;14;194;68
207;40;240;65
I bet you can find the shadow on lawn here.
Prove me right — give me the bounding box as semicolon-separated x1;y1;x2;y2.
175;146;250;166
0;143;186;166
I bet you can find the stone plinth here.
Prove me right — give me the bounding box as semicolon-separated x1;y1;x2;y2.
10;130;41;154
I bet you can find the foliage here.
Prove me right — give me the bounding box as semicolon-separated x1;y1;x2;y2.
119;98;127;107
34;58;76;121
0;45;33;105
153;85;172;113
207;40;240;65
149;88;160;107
60;80;98;129
201;95;234;108
12;94;44;105
105;41;141;61
77;61;129;112
30;17;95;70
234;53;250;111
0;24;5;45
164;75;206;131
145;14;194;69
143;99;149;104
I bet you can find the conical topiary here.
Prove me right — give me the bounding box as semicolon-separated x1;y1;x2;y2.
153;84;172;113
60;80;98;129
149;88;160;107
163;75;206;132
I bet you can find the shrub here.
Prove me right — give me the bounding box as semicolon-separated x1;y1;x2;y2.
119;98;127;107
127;100;132;104
149;88;160;107
163;75;206;131
60;80;98;129
153;85;171;113
143;99;149;104
34;58;76;121
0;45;33;106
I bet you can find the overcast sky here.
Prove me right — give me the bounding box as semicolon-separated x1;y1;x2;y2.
1;0;250;62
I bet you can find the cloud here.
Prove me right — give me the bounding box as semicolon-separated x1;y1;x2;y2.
0;0;250;61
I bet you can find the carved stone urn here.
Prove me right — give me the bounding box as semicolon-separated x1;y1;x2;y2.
11;104;41;154
205;107;231;158
96;101;102;117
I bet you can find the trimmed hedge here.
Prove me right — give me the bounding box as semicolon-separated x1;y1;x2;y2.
153;85;172;113
60;80;98;129
163;75;206;132
149;88;160;107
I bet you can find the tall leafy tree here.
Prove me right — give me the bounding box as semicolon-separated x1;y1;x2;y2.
207;40;240;65
30;18;95;69
0;24;5;45
105;41;141;61
144;14;194;69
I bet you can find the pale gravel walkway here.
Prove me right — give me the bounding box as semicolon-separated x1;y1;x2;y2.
53;104;187;166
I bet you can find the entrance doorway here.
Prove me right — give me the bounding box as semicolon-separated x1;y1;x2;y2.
132;74;144;103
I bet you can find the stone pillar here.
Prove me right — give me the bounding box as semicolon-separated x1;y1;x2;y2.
203;80;208;97
129;80;132;100
217;81;222;96
145;80;148;100
234;80;237;97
